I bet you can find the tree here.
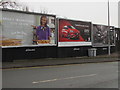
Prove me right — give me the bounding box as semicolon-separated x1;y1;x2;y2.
0;0;52;14
0;0;18;9
0;0;29;12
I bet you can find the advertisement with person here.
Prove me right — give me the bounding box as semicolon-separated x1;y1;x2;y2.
1;11;56;47
58;19;92;47
0;10;2;46
31;15;55;45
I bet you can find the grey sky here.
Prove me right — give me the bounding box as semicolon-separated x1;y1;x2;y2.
19;0;118;27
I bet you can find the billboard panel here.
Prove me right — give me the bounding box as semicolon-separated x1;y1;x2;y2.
58;19;92;47
92;24;115;47
109;26;115;46
1;10;56;47
0;10;2;46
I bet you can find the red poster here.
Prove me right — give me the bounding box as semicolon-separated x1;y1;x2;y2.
59;19;91;42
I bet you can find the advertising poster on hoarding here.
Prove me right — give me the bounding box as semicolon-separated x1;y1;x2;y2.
109;26;115;46
115;28;120;41
1;10;56;47
92;24;115;47
58;19;92;47
0;10;2;47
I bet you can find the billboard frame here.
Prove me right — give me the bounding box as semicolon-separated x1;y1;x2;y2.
92;24;116;47
1;8;57;48
57;18;92;47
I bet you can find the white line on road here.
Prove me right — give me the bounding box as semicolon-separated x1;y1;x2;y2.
33;79;58;83
32;74;97;84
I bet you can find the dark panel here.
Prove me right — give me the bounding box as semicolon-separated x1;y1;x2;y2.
45;46;57;58
110;46;117;53
2;46;57;62
2;46;118;62
2;48;15;62
96;47;108;55
57;46;91;58
115;28;120;52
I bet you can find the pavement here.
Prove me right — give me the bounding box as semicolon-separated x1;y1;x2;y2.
2;52;120;69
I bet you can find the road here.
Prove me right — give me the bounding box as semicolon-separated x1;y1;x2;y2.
2;62;118;88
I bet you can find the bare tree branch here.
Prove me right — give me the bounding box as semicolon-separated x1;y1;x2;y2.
0;0;30;11
0;0;52;14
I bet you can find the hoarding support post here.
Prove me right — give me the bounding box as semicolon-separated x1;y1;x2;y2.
108;0;111;55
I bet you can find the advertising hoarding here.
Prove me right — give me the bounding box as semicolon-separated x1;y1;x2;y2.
0;10;2;47
109;26;115;46
92;24;115;47
115;28;120;41
58;19;92;47
1;10;56;47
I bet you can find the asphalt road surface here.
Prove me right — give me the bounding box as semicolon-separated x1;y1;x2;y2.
2;62;118;88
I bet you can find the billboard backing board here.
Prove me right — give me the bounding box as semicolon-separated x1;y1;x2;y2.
1;10;56;47
92;24;115;47
58;19;92;47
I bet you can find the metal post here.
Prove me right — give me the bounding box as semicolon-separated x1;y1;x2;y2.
108;0;111;55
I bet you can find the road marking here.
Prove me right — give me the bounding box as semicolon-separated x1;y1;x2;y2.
32;74;97;84
33;79;58;83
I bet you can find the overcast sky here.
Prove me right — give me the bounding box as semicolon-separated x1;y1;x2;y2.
19;0;119;27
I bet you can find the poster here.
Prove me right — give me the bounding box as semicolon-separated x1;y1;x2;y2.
109;26;115;46
58;19;92;47
1;10;56;47
92;24;115;47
